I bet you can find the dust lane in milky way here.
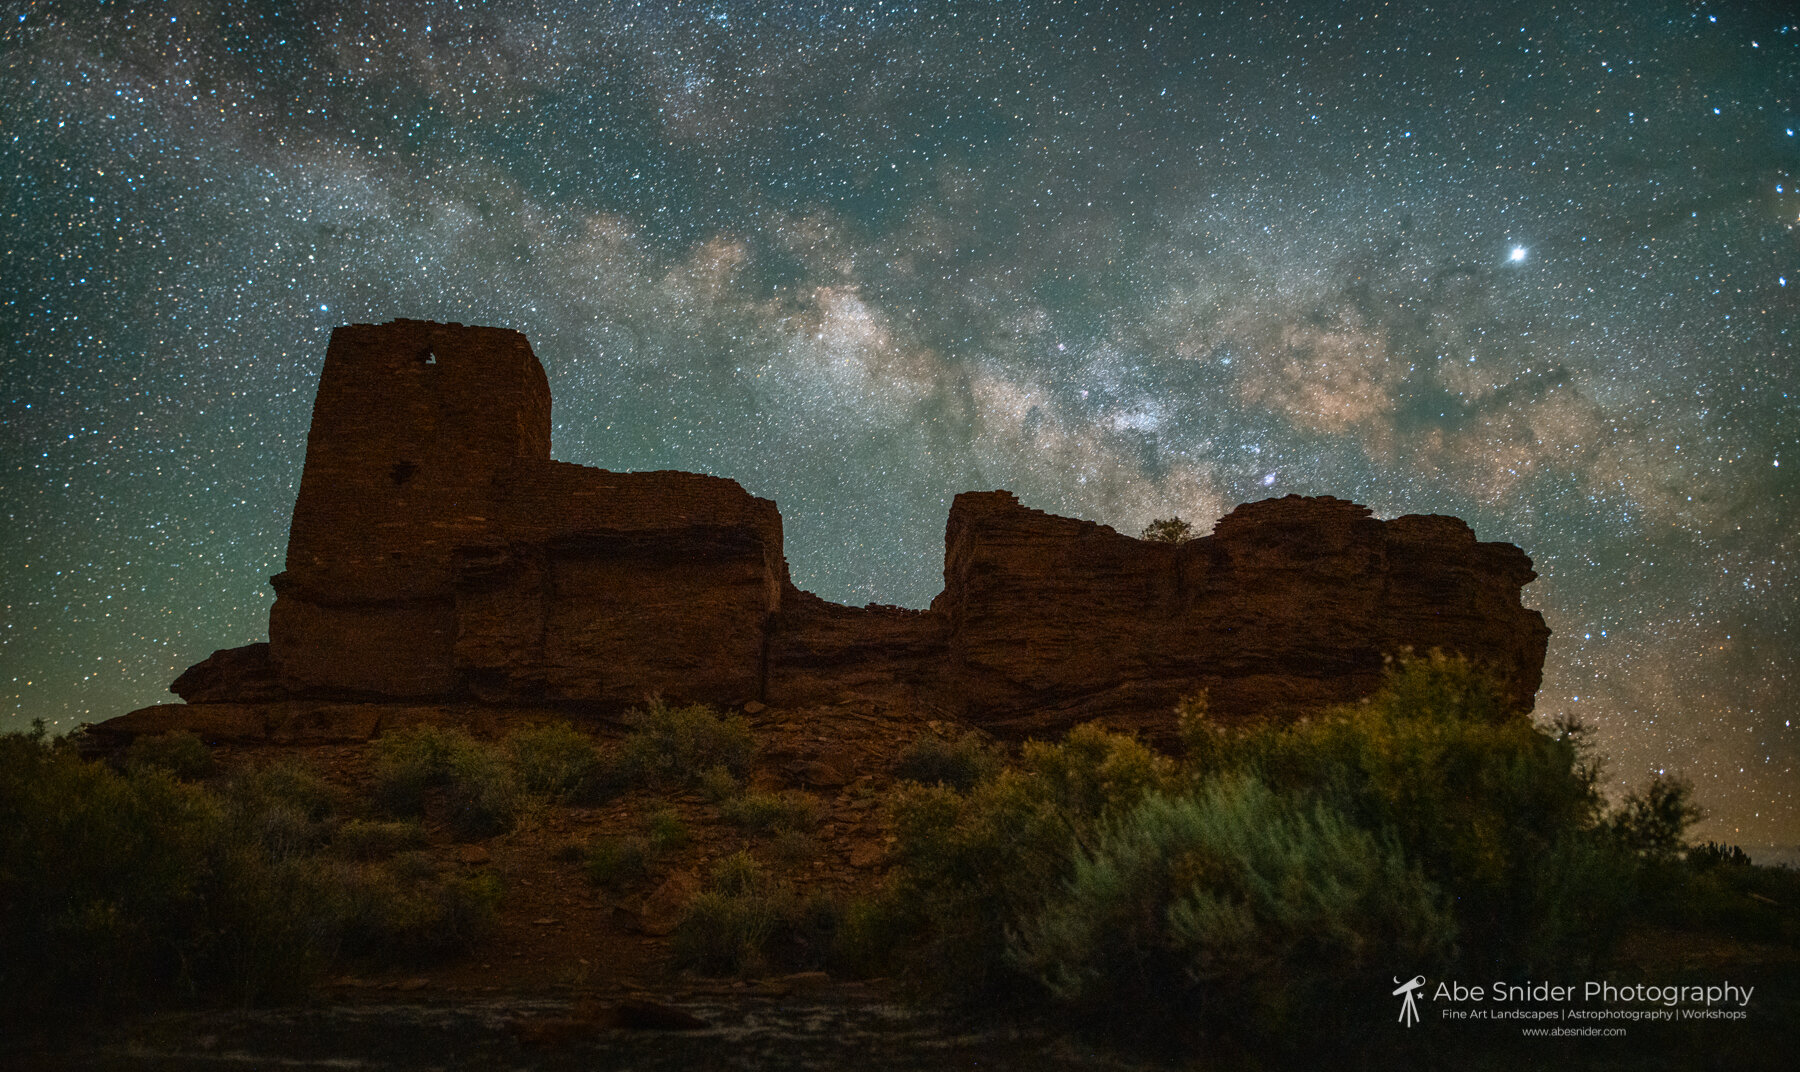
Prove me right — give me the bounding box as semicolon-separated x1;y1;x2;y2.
2;2;1795;844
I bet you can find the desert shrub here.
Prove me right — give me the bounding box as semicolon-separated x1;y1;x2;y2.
1688;840;1754;870
370;725;523;838
769;828;820;864
505;721;605;802
857;655;1668;1045
852;723;1176;997
1008;777;1455;1035
1633;839;1800;945
371;724;475;815
721;789;821;833
0;725;502;1036
671;852;839;976
332;819;427;860
698;763;741;802
1180;653;1634;973
1608;772;1703;861
613;700;755;788
646;807;691;852
892;732;1003;792
336;852;502;961
120;730;215;781
219;758;340;859
583;837;651;888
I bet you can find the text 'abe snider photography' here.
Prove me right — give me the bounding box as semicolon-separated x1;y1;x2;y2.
1395;978;1756;1028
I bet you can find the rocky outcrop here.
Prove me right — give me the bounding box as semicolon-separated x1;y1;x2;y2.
171;643;283;703
933;491;1548;738
140;319;1548;743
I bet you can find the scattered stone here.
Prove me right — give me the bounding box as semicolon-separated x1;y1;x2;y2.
792;760;848;788
458;845;491;865
638;869;700;936
742;700;767;715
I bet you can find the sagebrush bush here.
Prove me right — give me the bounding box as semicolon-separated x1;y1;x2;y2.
856;654;1698;1044
892;732;1002;792
671;852;839;976
853;723;1176;996
370;725;525;838
582;836;651;888
1182;653;1637;972
721;789;821;833
613;700;755;788
645;807;691;851
332;819;427;860
1008;776;1455;1032
697;763;741;802
120;730;215;781
336;851;502;960
0;725;500;1035
505;721;605;802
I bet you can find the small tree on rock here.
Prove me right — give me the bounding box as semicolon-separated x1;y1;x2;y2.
1141;517;1195;544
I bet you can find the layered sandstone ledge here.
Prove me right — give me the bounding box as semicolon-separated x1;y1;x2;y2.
97;320;1549;745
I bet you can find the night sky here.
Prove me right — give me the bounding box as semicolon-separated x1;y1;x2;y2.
3;2;1795;846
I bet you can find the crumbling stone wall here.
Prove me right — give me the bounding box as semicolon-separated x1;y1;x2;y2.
210;319;1551;733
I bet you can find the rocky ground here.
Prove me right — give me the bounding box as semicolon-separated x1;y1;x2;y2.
108;696;953;1000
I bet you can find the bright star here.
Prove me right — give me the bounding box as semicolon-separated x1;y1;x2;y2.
1509;246;1527;262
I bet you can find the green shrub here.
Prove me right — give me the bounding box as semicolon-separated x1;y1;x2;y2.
0;726;502;1036
1636;840;1800;945
370;725;524;838
893;732;1003;792
769;828;820;864
671;852;839;976
721;789;821;833
505;721;605;802
120;730;215;781
646;807;691;852
332;819;427;860
583;837;651;888
613;700;755;788
1608;772;1703;862
858;655;1663;1041
336;852;502;961
1181;653;1632;973
698;764;742;802
855;723;1176;997
1008;776;1455;1035
371;724;475;816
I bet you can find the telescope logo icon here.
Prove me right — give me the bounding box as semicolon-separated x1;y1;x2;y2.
1393;975;1425;1027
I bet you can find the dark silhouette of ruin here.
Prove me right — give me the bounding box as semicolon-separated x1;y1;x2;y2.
167;319;1549;738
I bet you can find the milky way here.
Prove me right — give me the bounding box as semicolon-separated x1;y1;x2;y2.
3;2;1796;845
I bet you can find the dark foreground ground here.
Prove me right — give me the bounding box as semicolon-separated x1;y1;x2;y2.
17;698;1799;1071
27;950;1800;1072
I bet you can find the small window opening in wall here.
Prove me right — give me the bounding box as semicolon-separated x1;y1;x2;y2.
420;348;437;365
390;460;418;486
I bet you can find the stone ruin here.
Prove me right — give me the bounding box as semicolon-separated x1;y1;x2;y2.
149;318;1549;741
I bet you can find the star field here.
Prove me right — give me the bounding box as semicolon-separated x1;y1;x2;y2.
3;1;1796;847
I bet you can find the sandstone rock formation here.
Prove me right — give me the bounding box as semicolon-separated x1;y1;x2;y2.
145;319;1549;742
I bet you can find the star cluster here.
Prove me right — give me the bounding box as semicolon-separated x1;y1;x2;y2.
3;2;1795;846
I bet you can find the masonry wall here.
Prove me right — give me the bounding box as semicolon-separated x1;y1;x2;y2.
229;319;1549;730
